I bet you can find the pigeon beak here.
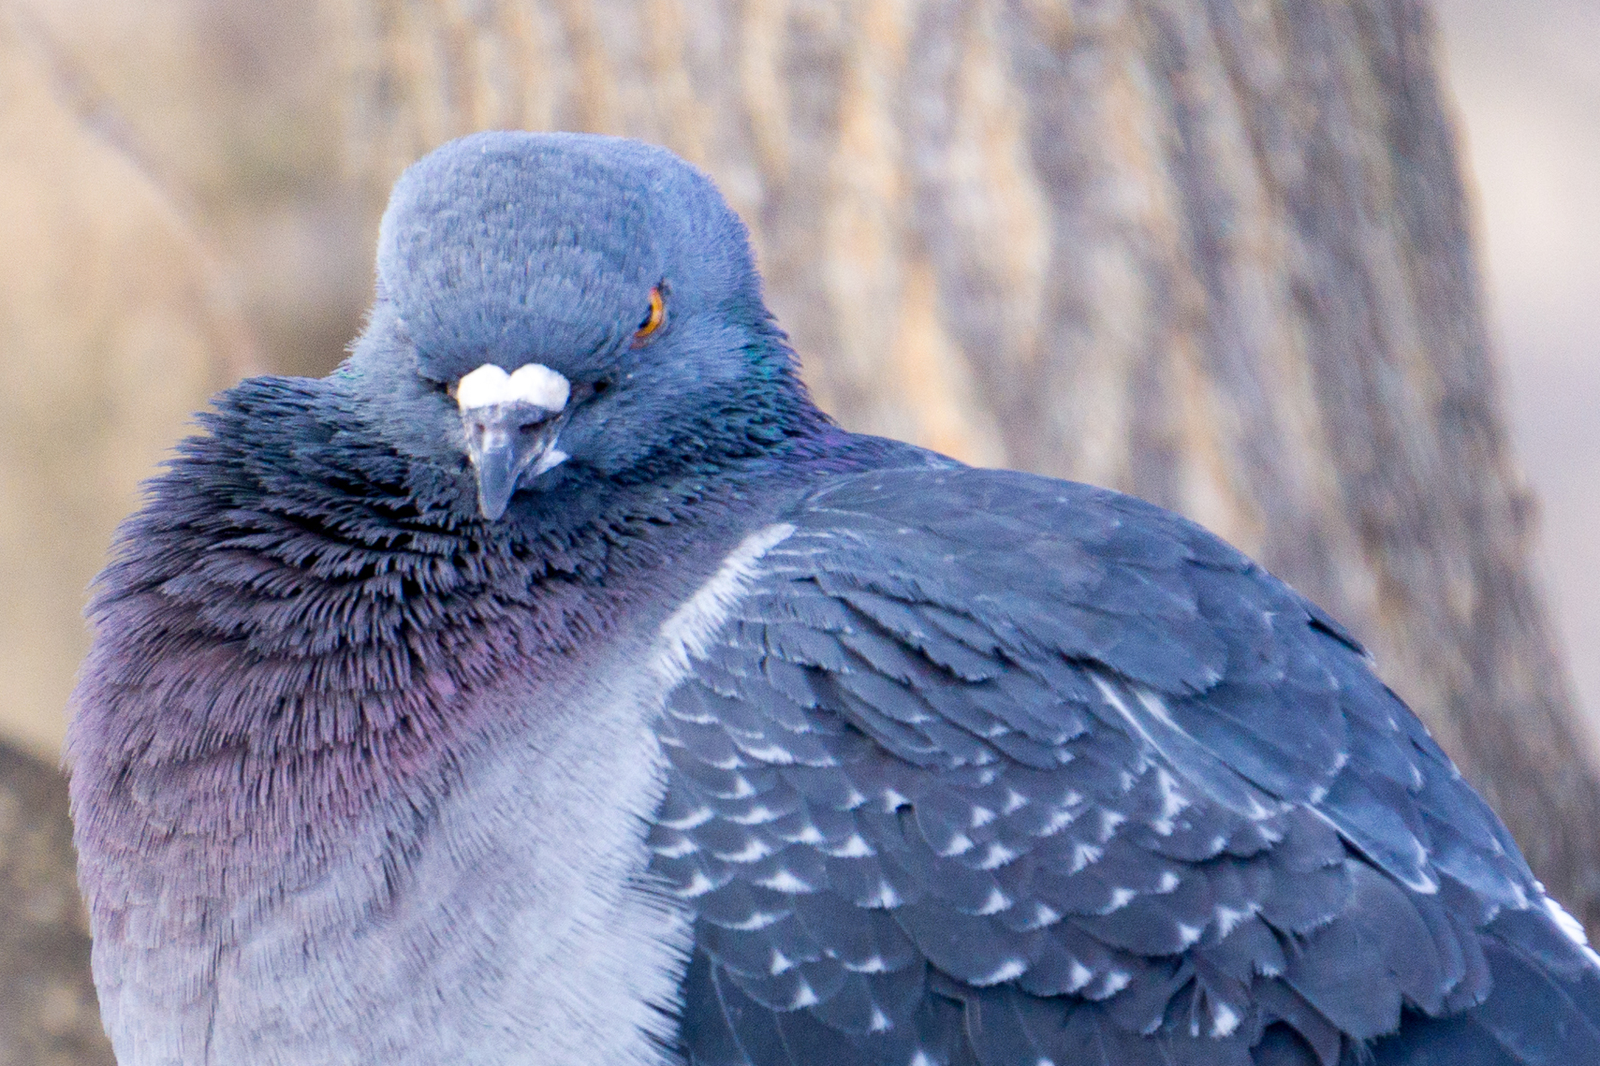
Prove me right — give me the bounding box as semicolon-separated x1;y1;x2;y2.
461;401;568;520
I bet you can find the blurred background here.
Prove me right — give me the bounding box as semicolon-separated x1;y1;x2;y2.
2;0;1595;759
0;0;1594;1061
1434;0;1600;737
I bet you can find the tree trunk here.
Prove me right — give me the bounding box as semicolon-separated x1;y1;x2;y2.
343;0;1600;930
0;740;114;1066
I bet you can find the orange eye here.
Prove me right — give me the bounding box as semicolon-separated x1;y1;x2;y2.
634;286;665;343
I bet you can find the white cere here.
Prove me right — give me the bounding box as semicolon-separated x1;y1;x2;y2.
456;361;571;412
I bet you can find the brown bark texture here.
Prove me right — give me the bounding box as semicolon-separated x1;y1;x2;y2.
0;2;252;760
344;0;1600;930
0;740;114;1066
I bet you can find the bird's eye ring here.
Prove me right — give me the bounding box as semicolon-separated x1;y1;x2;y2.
633;285;666;344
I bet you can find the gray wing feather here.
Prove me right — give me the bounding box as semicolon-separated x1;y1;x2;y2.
651;468;1600;1066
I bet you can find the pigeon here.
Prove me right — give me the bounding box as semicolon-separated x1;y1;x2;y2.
68;131;1600;1066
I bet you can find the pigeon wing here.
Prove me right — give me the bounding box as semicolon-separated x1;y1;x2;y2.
650;467;1600;1066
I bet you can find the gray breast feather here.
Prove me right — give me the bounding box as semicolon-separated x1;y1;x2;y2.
649;467;1600;1066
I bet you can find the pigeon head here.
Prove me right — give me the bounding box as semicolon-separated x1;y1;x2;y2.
346;131;811;520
